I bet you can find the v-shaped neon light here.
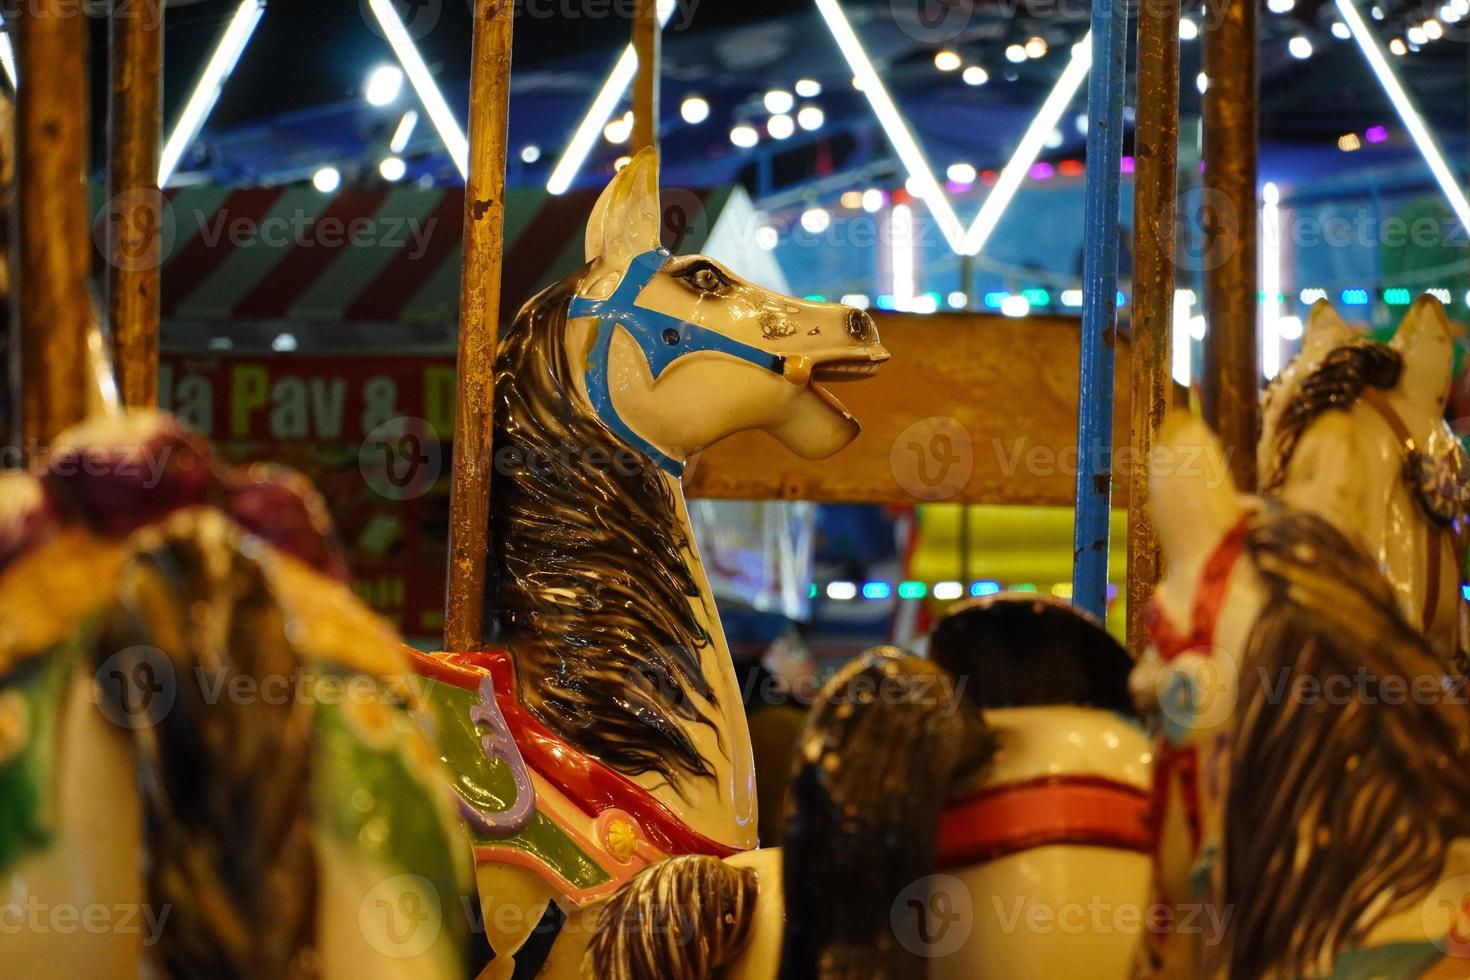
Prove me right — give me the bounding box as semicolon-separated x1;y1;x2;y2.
815;0;1092;257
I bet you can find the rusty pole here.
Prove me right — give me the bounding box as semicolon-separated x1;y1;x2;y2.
444;0;514;652
631;0;659;154
11;0;92;454
1127;0;1181;654
107;0;164;410
1201;0;1258;490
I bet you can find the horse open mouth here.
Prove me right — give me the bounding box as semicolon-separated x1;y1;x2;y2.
805;348;889;414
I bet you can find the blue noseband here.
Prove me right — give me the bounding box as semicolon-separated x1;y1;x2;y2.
568;249;785;476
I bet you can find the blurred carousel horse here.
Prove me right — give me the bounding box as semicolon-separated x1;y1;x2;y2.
408;147;890;978
0;411;478;979
1258;295;1469;669
1131;414;1470;978
585;599;1154;980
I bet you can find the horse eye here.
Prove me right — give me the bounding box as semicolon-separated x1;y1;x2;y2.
692;269;719;291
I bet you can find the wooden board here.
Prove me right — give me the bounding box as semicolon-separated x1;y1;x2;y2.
686;312;1133;508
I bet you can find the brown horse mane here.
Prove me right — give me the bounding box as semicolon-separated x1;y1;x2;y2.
1263;338;1403;492
486;266;717;789
1226;505;1470;977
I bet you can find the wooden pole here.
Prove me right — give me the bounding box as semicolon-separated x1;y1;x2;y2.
631;0;659;154
1201;0;1258;490
11;0;92;454
107;0;164;410
444;0;514;652
1071;0;1130;620
1127;0;1181;654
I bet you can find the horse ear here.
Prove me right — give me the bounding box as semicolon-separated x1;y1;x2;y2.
1390;294;1455;409
584;148;662;269
1302;299;1354;356
1151;413;1243;567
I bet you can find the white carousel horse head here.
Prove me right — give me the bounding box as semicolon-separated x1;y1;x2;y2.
423;148;890;980
0;412;478;980
1133;411;1470;978
574;148;889;466
1258;294;1467;666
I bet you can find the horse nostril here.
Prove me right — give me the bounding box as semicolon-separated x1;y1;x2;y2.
846;309;877;342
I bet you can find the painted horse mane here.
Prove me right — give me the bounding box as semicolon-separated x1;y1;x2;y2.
486;267;717;789
1261;338;1403;492
1227;504;1470;977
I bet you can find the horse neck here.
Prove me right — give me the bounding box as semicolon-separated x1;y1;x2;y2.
649;469;758;848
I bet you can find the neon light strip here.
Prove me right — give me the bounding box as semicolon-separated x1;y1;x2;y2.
0;15;15;89
158;0;265;186
1336;0;1470;231
1173;289;1193;386
816;0;1091;257
368;0;469;179
1261;182;1282;379
546;0;676;195
961;35;1092;256
814;0;965;250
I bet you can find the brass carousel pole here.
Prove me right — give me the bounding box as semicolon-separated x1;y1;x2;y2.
11;0;93;455
444;0;514;652
107;0;164;409
631;0;660;154
1127;0;1181;654
1201;0;1258;490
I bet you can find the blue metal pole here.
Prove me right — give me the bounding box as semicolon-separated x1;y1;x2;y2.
1073;1;1130;620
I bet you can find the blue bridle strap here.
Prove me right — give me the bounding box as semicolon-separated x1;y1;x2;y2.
568;249;785;477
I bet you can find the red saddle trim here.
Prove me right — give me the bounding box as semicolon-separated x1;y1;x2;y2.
936;775;1152;868
412;649;742;860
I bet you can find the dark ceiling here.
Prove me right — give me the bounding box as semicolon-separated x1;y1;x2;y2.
67;0;1470;198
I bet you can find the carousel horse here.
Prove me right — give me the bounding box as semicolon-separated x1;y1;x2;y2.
410;147;890;978
1132;413;1470;978
585;598;1153;980
0;410;479;978
1258;295;1469;669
